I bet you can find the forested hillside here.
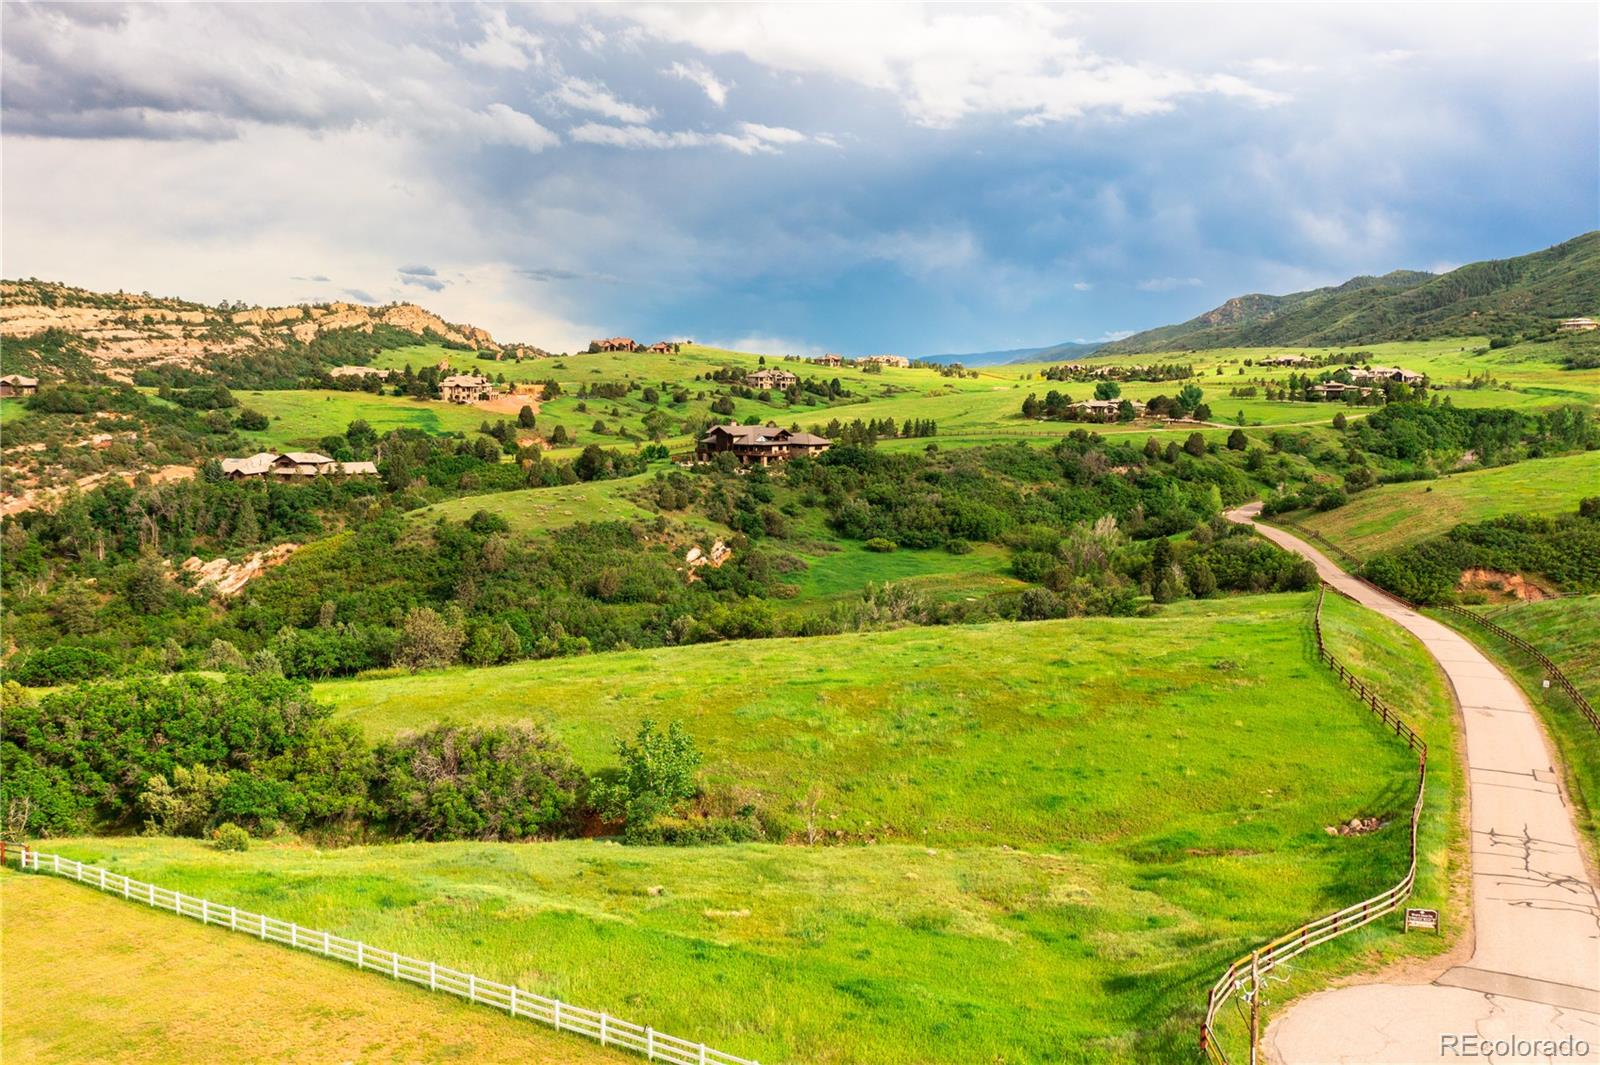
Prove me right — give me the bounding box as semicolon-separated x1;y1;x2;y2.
1100;232;1600;354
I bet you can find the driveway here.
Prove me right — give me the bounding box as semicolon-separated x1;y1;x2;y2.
1227;503;1600;1064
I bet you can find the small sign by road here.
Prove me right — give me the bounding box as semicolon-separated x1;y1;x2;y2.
1405;907;1439;933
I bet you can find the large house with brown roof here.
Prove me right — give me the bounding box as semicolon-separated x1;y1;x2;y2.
813;353;843;367
439;374;494;404
1559;317;1598;332
859;354;910;368
696;424;831;465
0;374;39;397
592;337;641;352
744;368;799;390
1308;382;1373;402
647;341;675;353
221;452;378;479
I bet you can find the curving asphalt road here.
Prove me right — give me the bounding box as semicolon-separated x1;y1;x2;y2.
1226;503;1600;1065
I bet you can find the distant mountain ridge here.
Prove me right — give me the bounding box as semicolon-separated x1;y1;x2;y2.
1098;231;1600;355
919;340;1103;366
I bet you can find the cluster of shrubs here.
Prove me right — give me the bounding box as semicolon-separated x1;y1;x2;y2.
0;675;753;846
1363;500;1600;603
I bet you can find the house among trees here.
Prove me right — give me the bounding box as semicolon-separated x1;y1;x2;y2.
328;365;390;380
696;424;831;465
1558;316;1598;332
1070;398;1124;421
1347;365;1424;385
439;374;495;404
744;368;799;390
1259;354;1313;367
814;353;843;367
220;452;378;479
647;341;675;353
1308;382;1373;401
859;354;910;368
591;337;641;352
0;374;39;397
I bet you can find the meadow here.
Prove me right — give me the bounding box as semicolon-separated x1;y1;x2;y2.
0;872;624;1064
235;388;493;448
406;474;680;538
40;593;1463;1063
219;332;1596;462
1286;450;1600;559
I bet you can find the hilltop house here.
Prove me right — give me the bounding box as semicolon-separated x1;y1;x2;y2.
696;424;831;465
328;365;390;380
859;354;910;368
1259;354;1313;367
592;337;641;352
648;341;674;353
0;374;39;397
439;374;494;404
1559;317;1598;332
744;368;799;390
814;353;843;367
221;452;377;479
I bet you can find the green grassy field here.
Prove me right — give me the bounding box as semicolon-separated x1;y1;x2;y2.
788;541;1020;602
220;331;1596;461
406;473;688;538
1287;450;1600;559
0;872;623;1064
45;593;1462;1063
236;388;493;448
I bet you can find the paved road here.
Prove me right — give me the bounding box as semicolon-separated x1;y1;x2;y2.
1226;504;1600;1065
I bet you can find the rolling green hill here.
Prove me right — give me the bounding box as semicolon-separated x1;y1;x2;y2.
1100;232;1600;354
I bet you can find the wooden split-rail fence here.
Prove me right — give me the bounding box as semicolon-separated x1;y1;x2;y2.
1;844;760;1065
1199;584;1429;1063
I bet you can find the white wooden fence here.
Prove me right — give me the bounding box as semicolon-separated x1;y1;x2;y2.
3;844;761;1065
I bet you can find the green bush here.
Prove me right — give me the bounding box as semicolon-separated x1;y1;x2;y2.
212;822;250;851
863;537;897;552
10;645;118;685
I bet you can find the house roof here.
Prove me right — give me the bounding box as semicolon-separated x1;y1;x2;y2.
440;374;490;387
701;424;829;447
1;374;38;385
221;452;279;475
280;451;335;465
339;461;379;475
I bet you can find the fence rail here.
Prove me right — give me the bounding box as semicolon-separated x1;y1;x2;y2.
1432;604;1599;736
0;845;759;1065
1199;584;1428;1064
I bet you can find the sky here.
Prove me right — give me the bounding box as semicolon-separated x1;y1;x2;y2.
3;3;1597;356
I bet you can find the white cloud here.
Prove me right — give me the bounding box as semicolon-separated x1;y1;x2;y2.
570;120;815;155
1073;281;1093;291
472;103;560;152
1136;276;1203;292
460;9;543;71
1100;329;1135;341
667;60;731;107
553;77;655;124
719;333;824;358
602;5;1287;127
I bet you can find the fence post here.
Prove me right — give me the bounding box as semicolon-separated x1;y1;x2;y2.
553;1000;561;1029
201;898;210;924
53;854;60;875
647;1027;655;1059
356;941;364;969
323;930;331;955
468;973;477;1003
290;922;298;948
601;1013;609;1046
392;951;399;979
429;961;437;992
510;986;519;1016
1249;948;1261;1065
700;1043;708;1065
